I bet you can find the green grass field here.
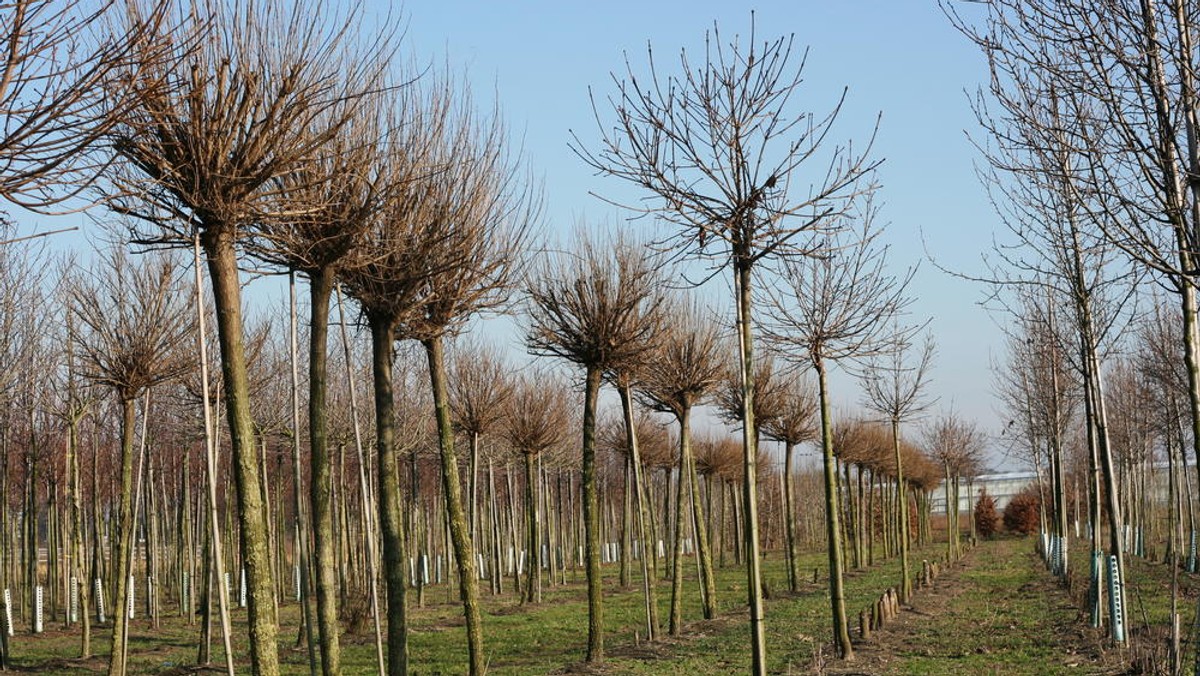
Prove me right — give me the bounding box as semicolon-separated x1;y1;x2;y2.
1;536;1164;674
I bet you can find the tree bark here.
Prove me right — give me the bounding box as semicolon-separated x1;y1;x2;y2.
306;267;342;676
581;366;605;662
733;259;767;674
816;356;853;659
423;336;484;675
368;315;408;675
784;441;799;593
107;397;137;676
203;228;279;676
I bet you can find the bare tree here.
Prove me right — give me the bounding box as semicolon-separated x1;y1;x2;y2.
525;229;663;662
69;248;192;676
764;204;913;659
923;411;987;562
403;94;533;676
450;339;513;552
860;332;934;602
638;298;722;629
339;80;448;675
499;370;570;604
574;19;879;672
758;370;817;593
249;97;393;676
107;2;384;671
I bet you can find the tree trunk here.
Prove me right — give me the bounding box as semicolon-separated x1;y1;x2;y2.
368;314;408;676
202;228;279;676
784;441;799;593
288;272;318;675
681;406;716;619
581;366;605;662
733;259;767;674
306;267;342;676
524;452;541;604
890;418;911;602
816;356;853;659
107;397;137;676
618;383;659;640
423;336;484;675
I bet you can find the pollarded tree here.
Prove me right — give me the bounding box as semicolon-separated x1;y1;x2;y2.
69;248;192;676
401;90;534;676
450;339;513;549
759;371;817;593
575;21;879;671
638;298;722;629
109;3;382;671
249;99;393;676
339;79;451;676
859;333;934;602
499;370;570;604
764;202;913;659
525;229;664;662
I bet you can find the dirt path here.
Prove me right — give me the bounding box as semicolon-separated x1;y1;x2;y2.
823;538;1124;675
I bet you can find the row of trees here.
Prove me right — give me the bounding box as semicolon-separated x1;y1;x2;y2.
951;1;1200;672
1;228;988;671
0;1;1009;673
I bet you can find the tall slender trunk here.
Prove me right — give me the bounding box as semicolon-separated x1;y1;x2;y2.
581;366;605;662
368;314;408;676
306;267;342;676
733;259;767;674
67;407;90;656
203;228;279;676
890;418;911;601
335;287;385;675
618;383;659;640
107;397;138;676
423;336;484;675
524;452;540;604
815;356;852;659
681;406;716;618
288;273;318;676
784;441;799;592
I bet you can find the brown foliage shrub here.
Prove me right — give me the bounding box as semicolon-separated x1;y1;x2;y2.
975;488;1000;538
1003;485;1041;534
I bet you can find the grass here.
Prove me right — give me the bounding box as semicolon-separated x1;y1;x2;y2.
6;536;1147;674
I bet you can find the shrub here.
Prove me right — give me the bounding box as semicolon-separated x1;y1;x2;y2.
1003;485;1041;534
975;488;1000;538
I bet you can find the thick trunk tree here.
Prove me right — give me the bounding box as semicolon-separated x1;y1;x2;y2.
203;228;279;676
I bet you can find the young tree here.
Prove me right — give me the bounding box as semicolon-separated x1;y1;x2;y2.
499;371;570;604
450;340;514;551
923;412;987;560
765;204;912;659
525;229;663;662
404;99;533;676
575;20;879;673
69;249;192;676
759;371;817;592
638;298;723;629
250;100;392;676
339;81;447;675
860;333;934;602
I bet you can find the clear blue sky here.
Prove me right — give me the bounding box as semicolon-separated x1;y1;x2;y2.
8;2;1016;467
